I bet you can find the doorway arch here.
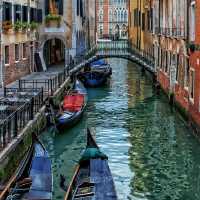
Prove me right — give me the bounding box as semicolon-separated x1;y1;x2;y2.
43;38;66;68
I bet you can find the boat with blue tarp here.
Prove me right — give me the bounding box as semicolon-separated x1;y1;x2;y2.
64;129;117;200
0;134;52;200
77;59;112;88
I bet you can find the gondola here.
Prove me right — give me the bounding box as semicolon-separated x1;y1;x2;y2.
90;59;112;75
64;129;117;200
56;80;87;132
0;134;52;200
77;59;112;88
77;70;110;88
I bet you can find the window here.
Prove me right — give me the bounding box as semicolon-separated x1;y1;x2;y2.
184;57;189;88
142;13;145;31
190;2;195;42
3;2;12;21
165;51;168;73
22;6;28;22
190;69;195;100
15;44;20;61
22;43;27;59
176;54;179;81
14;4;22;22
5;46;9;65
45;0;63;15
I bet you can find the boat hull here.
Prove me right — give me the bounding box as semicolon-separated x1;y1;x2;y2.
78;72;110;88
64;129;117;200
56;80;87;132
56;108;85;132
0;135;52;200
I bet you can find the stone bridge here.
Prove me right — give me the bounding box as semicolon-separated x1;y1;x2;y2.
76;41;156;75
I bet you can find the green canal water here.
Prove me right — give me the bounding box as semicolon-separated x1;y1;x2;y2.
41;58;200;200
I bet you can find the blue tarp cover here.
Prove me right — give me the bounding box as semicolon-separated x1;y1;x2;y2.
90;59;107;66
24;143;52;200
90;159;117;200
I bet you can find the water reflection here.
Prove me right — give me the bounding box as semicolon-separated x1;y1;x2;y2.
41;58;200;200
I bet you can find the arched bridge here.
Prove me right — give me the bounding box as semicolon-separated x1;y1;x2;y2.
96;41;155;74
70;40;156;75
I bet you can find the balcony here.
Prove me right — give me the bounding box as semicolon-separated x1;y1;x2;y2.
154;27;187;39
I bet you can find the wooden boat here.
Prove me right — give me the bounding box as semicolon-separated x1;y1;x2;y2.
77;71;110;88
77;59;112;88
0;134;52;200
56;80;87;132
64;129;117;200
90;59;112;75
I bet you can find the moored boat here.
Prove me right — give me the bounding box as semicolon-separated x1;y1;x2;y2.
90;59;112;75
77;71;110;88
64;129;117;200
56;80;87;132
77;59;112;88
0;134;52;200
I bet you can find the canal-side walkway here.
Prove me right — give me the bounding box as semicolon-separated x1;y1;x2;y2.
0;57;96;184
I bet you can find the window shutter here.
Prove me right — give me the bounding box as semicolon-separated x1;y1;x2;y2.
77;0;79;16
3;2;6;21
80;0;83;17
22;6;28;22
45;0;49;15
59;0;63;15
37;9;43;22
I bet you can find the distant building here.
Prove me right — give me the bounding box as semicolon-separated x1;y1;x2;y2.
0;0;42;86
96;0;128;40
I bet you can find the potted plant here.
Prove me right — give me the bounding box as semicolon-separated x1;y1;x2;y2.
21;22;29;32
2;21;13;32
45;14;61;28
30;22;38;30
14;20;22;32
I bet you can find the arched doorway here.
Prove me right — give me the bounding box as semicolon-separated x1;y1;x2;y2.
43;38;65;68
114;24;120;40
121;24;128;39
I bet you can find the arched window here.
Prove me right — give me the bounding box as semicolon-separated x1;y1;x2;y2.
114;10;117;22
121;10;123;22
109;9;112;21
117;10;120;22
124;10;127;22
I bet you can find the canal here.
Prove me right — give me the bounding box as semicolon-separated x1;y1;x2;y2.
41;58;200;200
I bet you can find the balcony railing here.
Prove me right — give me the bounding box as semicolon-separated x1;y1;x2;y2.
154;27;187;38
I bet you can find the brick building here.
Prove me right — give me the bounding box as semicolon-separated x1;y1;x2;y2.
129;0;200;133
96;0;128;40
188;0;200;129
0;0;42;86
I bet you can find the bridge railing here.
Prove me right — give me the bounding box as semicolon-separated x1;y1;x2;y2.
96;40;155;71
128;43;155;66
97;40;129;51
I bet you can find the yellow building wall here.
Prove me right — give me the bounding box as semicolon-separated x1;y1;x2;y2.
129;0;145;51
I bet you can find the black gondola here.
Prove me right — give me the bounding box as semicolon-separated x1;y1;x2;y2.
56;80;87;132
64;129;117;200
0;134;52;200
77;59;112;88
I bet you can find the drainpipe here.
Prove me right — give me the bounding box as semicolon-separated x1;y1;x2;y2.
0;1;3;87
139;0;141;50
186;0;190;46
137;0;139;49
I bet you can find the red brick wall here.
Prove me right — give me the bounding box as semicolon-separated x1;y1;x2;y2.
174;83;189;111
188;0;200;128
4;42;32;85
157;70;170;93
